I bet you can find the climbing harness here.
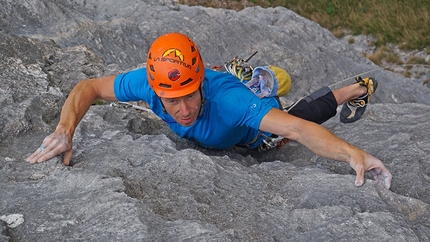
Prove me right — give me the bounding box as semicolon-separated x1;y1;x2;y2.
258;133;290;151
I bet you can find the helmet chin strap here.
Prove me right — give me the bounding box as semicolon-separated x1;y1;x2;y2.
159;95;167;114
197;84;206;117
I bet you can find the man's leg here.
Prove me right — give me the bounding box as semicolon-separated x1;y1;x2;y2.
285;86;337;124
286;77;377;124
332;83;367;105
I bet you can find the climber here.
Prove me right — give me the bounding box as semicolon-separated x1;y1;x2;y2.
27;32;392;189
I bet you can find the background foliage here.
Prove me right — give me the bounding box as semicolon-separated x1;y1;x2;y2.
179;0;430;50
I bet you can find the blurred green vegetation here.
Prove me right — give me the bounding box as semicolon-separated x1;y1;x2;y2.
264;0;430;50
180;0;430;77
181;0;430;50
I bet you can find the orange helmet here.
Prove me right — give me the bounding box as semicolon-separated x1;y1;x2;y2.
147;32;205;98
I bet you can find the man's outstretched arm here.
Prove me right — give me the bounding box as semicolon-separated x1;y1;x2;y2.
259;108;392;189
27;75;117;165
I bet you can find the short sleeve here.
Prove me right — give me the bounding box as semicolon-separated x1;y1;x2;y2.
114;68;151;102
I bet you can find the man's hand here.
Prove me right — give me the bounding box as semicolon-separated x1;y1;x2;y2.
26;131;73;166
259;108;392;189
26;76;117;166
350;151;392;189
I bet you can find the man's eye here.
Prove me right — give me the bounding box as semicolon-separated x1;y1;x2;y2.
166;99;178;105
185;94;195;101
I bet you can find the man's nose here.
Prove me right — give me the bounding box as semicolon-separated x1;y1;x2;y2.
178;100;192;116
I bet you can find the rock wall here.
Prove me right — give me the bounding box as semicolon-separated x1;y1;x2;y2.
0;0;429;241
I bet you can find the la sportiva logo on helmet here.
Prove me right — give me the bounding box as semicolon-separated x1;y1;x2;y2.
163;49;184;61
154;48;191;69
168;69;181;82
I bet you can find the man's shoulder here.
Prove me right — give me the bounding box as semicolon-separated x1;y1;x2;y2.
204;68;233;80
124;67;147;77
203;68;244;91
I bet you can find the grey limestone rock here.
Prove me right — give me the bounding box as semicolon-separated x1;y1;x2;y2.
0;0;429;241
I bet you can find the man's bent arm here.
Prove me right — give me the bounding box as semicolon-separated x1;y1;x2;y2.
27;76;117;165
57;76;117;134
259;108;392;189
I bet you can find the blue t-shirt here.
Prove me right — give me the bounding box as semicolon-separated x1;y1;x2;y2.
114;68;279;149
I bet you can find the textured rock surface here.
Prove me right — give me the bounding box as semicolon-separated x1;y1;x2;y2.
0;0;429;241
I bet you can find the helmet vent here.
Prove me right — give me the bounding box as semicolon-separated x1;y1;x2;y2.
148;53;152;59
180;78;193;86
159;83;171;88
191;46;196;52
149;65;155;72
192;57;196;65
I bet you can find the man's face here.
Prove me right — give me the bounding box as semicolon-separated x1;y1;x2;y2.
160;88;202;126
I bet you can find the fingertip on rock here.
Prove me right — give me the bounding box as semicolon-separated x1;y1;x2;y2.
355;180;364;187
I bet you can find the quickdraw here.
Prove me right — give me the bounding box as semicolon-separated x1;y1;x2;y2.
258;134;290;151
212;51;258;81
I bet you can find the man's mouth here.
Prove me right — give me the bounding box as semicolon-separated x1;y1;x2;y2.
180;117;194;125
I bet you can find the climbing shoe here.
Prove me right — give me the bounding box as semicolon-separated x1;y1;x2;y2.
340;76;378;123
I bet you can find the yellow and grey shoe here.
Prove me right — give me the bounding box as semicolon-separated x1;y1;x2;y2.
340;76;378;123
